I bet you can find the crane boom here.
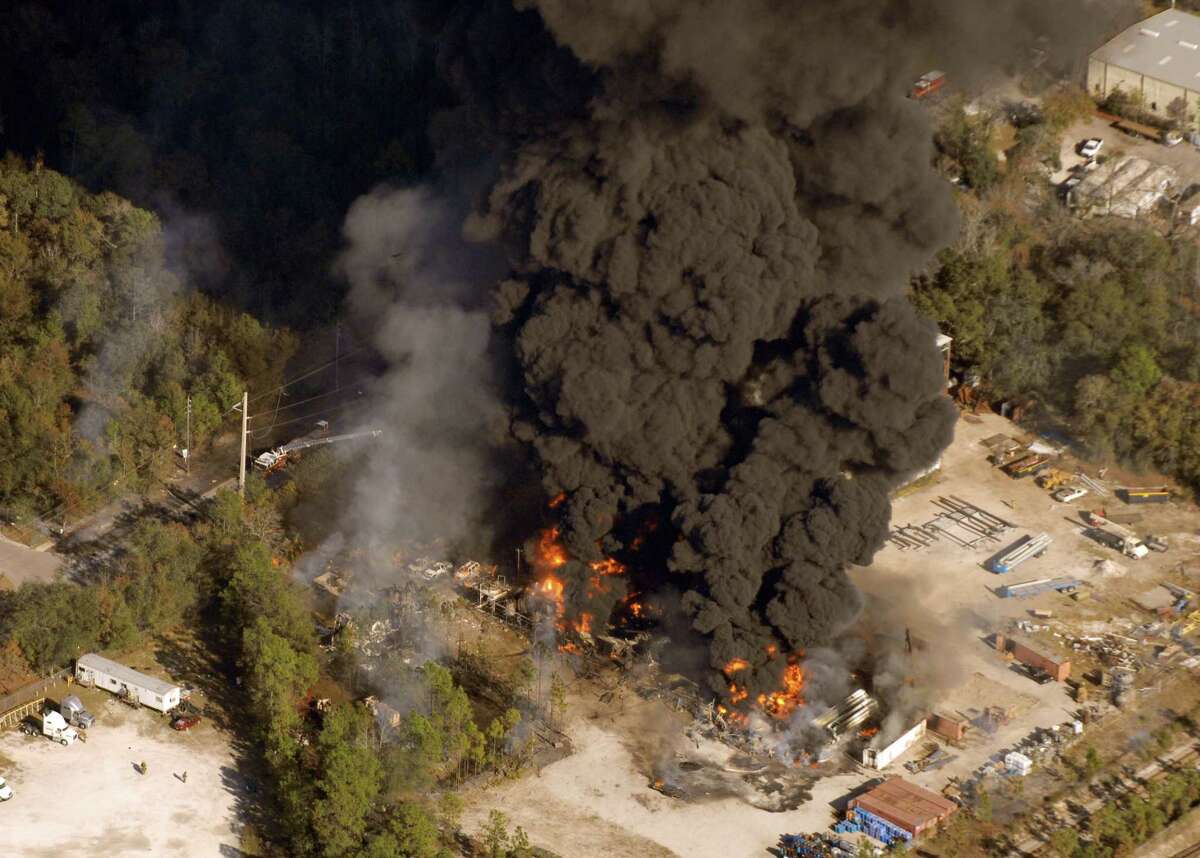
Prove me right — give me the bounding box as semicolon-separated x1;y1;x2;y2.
253;429;383;472
278;429;382;455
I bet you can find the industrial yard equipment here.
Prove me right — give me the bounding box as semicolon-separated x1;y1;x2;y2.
1036;468;1073;491
997;577;1082;599
1081;514;1149;559
1117;486;1170;504
1004;454;1049;479
888;496;1013;551
988;533;1052;574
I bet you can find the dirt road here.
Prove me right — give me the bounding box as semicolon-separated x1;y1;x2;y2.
0;702;243;857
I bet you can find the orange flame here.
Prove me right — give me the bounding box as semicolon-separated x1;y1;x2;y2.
548;492;566;509
758;662;804;719
589;556;626;576
729;683;749;704
723;658;750;675
577;612;593;635
629;602;643;618
538;576;564;603
538;527;568;569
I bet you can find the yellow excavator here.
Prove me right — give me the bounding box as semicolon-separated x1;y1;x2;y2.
1036;468;1073;491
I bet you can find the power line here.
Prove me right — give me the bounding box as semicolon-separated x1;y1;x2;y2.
247;400;361;438
220;346;368;417
246;346;367;407
252;380;366;418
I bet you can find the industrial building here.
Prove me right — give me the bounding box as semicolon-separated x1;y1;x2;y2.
843;777;958;845
75;653;182;713
926;712;968;742
993;633;1072;682
1088;9;1200;122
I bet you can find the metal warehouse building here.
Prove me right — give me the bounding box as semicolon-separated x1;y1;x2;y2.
76;653;182;713
1088;10;1200;121
846;776;958;844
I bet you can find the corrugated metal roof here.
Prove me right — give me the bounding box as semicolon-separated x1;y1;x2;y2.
1093;10;1200;91
850;776;957;831
76;653;180;697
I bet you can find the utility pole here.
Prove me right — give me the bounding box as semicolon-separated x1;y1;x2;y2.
238;390;248;499
184;396;191;475
516;547;522;579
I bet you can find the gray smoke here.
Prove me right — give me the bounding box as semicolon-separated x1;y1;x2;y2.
336;186;507;559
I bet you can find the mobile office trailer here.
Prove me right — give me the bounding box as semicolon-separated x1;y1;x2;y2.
863;719;927;770
75;653;182;713
988;533;1052;574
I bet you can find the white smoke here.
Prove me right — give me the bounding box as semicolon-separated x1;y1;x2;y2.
335;186;506;553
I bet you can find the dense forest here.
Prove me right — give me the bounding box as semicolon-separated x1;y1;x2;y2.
0;155;294;525
917;84;1200;491
0;1;438;323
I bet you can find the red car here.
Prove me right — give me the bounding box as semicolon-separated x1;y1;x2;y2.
171;714;201;731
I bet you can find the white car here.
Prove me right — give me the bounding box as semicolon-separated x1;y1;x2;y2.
1079;138;1103;158
1053;486;1088;503
0;776;13;801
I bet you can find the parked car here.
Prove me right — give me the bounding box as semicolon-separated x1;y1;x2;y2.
1053;486;1088;503
171;714;201;731
0;776;12;801
1079;138;1104;158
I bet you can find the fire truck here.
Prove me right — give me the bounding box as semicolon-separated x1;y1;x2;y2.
911;70;946;99
253;421;383;473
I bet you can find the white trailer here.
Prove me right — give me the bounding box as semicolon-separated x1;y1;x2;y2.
75;654;182;713
862;719;927;769
988;533;1052;574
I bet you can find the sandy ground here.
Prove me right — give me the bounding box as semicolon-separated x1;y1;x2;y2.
461;713;864;858
0;699;243;857
0;533;61;587
851;410;1199;786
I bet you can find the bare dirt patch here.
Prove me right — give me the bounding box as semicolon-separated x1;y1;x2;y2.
0;702;242;857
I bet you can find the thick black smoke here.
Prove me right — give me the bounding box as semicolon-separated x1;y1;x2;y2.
424;0;1112;704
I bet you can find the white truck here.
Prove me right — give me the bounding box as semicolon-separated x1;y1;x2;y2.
21;710;80;746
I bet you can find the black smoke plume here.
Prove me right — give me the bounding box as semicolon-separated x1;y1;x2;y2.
419;0;1114;705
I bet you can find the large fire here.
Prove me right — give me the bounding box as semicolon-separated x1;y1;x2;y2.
758;662;805;719
537;527;568;569
589;556;626;576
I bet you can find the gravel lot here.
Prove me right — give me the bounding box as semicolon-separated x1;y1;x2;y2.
0;695;243;857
